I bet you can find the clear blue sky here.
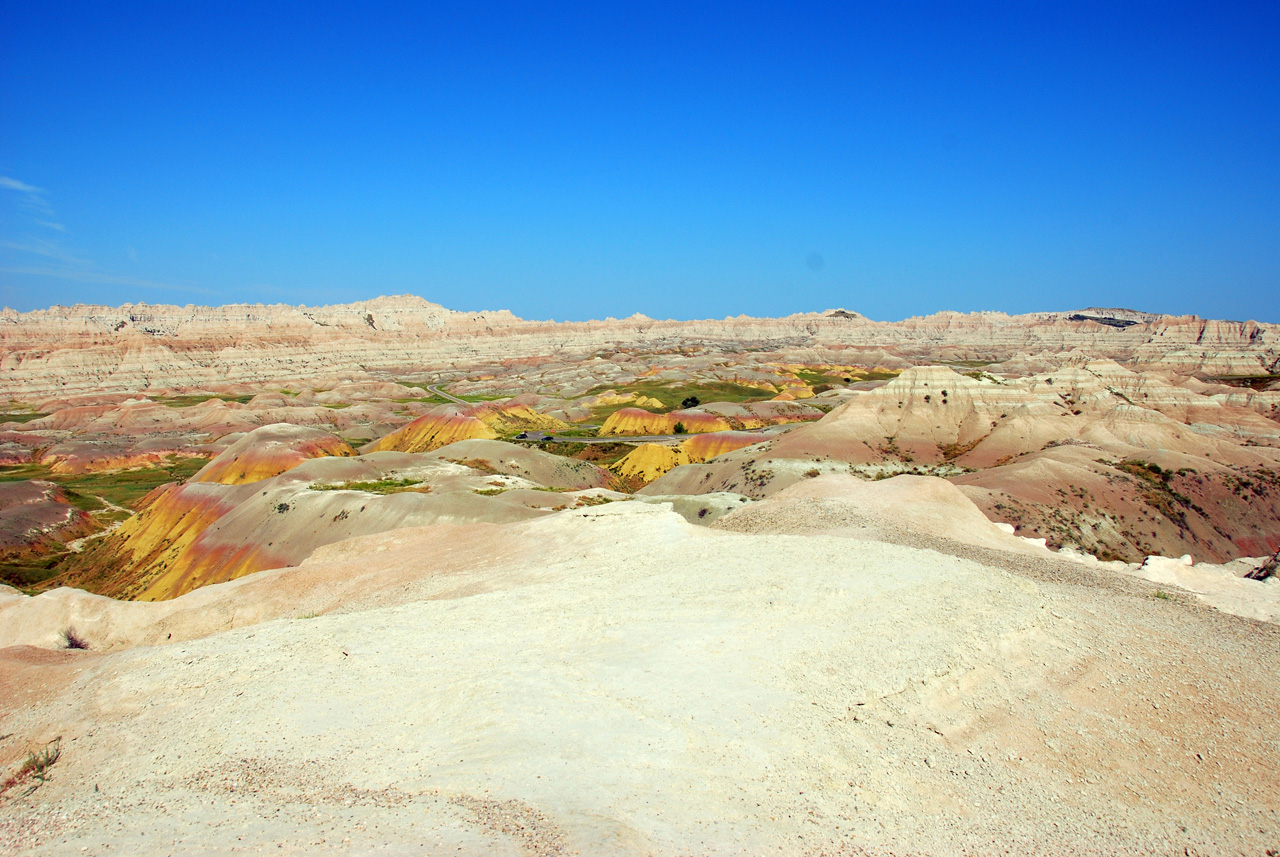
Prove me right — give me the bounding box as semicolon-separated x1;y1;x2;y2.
2;2;1277;322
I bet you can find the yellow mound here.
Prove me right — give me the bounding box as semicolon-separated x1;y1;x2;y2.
471;402;571;434
609;444;691;484
599;408;733;436
368;412;500;453
58;483;244;600
582;391;665;410
195;426;355;485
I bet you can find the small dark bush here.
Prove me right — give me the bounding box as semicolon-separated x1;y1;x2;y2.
61;628;89;650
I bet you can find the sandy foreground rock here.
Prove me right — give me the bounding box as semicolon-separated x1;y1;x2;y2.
0;483;1278;855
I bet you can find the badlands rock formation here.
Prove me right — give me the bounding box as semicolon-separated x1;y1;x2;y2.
646;363;1280;562
2;297;1279;853
3;296;1277;398
57;429;619;601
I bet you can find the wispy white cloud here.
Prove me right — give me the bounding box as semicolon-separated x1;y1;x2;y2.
1;177;204;302
0;176;42;193
0;265;212;296
1;238;91;265
0;175;55;218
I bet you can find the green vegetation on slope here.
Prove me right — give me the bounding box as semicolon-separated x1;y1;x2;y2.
582;380;774;420
1206;374;1280;391
0;412;50;424
533;441;638;467
787;369;850;388
0;457;209;592
310;477;431;495
0;457;208;511
150;394;255;408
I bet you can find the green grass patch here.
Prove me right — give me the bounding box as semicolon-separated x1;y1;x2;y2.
391;396;451;405
390;379;433;392
320;402;353;409
0;412;49;424
0;457;207;510
545;428;599;438
0;554;71;590
537;441;637;467
860;370;902;382
582;380;774;420
310;477;430;495
787;368;854;388
150;394;254;408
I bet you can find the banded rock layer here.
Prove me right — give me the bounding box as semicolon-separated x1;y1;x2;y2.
3;296;1277;397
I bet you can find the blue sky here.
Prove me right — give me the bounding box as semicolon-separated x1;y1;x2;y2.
2;2;1277;321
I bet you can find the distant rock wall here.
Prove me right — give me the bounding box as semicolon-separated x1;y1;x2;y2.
2;296;1276;398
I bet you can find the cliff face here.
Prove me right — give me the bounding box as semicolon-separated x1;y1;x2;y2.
2;297;1276;398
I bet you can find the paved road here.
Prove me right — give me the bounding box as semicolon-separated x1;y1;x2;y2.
541;434;681;445
426;384;471;406
536;423;804;445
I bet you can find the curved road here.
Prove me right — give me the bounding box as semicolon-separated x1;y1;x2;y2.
426;384;470;406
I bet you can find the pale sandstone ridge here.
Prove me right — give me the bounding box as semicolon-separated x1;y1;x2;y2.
0;484;1277;854
3;296;1277;397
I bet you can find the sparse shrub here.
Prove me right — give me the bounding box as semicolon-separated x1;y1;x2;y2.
1245;549;1278;581
804;469;820;478
61;628;89;650
673;422;687;434
0;738;62;798
681;396;700;408
275;502;290;514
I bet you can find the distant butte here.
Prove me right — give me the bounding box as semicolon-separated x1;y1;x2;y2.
2;296;1276;397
